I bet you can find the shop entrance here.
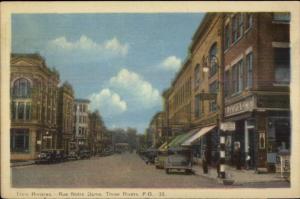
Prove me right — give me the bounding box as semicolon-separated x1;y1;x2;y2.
247;128;256;168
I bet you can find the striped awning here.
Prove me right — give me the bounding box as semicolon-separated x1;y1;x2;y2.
181;125;216;146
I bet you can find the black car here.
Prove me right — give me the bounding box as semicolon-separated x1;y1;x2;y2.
78;150;91;159
35;149;66;164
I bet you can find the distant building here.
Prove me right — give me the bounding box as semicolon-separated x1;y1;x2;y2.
149;111;166;147
73;99;90;149
88;111;105;154
10;53;59;160
57;82;74;154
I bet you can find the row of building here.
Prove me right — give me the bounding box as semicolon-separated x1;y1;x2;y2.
10;53;108;161
148;12;290;172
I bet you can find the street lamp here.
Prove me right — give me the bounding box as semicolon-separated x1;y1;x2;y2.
202;54;226;179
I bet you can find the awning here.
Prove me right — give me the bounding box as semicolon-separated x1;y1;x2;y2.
168;129;199;148
181;125;216;146
158;142;168;151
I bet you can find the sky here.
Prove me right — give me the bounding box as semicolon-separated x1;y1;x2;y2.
12;13;204;133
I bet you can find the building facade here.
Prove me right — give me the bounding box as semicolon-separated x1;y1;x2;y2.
73;99;90;150
57;82;74;154
189;13;224;165
88;111;105;155
159;12;290;172
10;53;59;160
149;111;167;147
223;13;290;171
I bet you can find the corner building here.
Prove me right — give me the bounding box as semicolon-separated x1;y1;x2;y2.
223;13;290;171
10;53;59;160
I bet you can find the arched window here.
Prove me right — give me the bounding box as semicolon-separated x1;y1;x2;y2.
12;78;31;98
209;43;218;77
11;78;32;120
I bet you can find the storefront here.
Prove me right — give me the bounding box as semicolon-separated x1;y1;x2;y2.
224;94;290;172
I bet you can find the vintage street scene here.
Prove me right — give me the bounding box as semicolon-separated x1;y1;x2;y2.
10;12;291;188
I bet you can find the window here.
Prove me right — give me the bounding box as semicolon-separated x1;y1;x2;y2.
224;70;230;97
232;64;238;93
209;43;218;77
273;13;290;22
245;13;253;30
231;60;244;94
238;60;244;92
224;25;230;50
232;15;238;43
10;129;29;152
12;78;31;98
246;53;253;88
194;94;201;118
209;81;218;112
274;48;290;84
194;64;200;88
238;14;244;38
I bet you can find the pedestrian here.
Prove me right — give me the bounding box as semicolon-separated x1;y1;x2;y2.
246;154;251;170
235;146;242;170
202;148;208;174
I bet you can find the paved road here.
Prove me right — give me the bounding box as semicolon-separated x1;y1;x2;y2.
12;152;224;188
11;152;289;188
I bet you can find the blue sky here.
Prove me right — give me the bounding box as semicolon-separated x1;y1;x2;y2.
12;13;204;133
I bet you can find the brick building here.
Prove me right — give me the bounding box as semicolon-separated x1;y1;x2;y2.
88;110;105;155
223;13;290;171
149;111;167;147
10;53;59;160
159;12;290;172
57;81;74;154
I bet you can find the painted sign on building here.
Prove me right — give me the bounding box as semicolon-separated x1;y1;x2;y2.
225;96;256;117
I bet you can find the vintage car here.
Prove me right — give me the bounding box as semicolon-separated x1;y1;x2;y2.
67;151;79;160
164;148;193;174
78;149;91;159
35;149;66;164
155;151;168;169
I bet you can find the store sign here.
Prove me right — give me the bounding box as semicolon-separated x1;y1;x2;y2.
43;136;52;139
225;96;255;117
220;122;236;131
37;140;42;145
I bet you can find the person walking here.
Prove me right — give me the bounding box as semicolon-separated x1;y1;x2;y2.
202;148;209;174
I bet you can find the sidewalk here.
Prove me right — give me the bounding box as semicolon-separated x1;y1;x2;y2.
193;164;288;185
10;160;35;167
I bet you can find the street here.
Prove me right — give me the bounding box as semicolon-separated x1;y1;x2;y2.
12;152;224;188
11;152;289;188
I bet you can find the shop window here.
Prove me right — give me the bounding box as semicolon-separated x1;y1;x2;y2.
246;52;253;88
274;48;290;84
10;129;29;152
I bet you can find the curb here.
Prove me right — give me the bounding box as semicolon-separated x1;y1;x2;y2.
10;161;35;167
194;170;288;185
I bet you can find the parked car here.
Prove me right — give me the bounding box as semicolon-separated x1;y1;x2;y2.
68;151;79;160
78;150;91;159
35;149;66;164
155;151;168;169
164;149;193;174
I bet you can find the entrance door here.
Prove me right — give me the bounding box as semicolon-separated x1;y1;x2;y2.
248;128;256;168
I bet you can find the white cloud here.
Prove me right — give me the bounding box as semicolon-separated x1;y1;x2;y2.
161;56;181;71
47;35;129;56
109;69;161;108
89;88;127;115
